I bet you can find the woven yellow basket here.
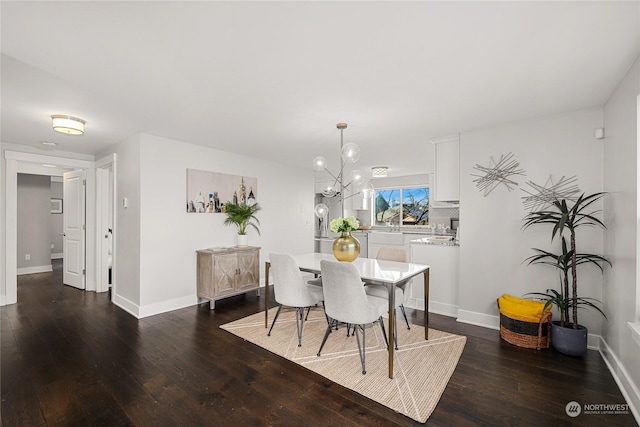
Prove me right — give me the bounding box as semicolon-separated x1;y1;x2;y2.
497;298;552;350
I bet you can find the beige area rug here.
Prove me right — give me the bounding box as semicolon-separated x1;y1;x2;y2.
221;308;466;423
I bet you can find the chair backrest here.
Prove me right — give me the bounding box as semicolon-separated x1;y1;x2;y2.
320;260;382;325
376;246;407;262
270;253;319;307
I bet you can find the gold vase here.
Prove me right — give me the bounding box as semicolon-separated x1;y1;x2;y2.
332;232;361;262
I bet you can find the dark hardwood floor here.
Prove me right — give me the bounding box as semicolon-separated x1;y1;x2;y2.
2;260;637;427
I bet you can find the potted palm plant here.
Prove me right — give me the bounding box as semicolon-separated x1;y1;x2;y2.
522;193;611;356
223;202;261;247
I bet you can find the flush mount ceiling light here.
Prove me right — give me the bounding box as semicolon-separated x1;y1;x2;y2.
371;166;388;177
51;115;85;135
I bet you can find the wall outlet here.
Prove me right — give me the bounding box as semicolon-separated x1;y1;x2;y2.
51;244;55;249
25;254;30;261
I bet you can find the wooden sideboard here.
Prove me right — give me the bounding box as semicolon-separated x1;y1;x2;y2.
196;246;260;309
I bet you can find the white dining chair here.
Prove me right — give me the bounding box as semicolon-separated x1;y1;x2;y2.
365;246;411;331
268;253;324;347
317;260;389;374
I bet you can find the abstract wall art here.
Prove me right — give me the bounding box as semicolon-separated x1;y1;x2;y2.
471;152;526;197
521;175;580;212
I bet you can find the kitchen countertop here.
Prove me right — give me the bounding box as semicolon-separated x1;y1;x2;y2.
315;228;456;237
410;236;460;247
315;229;459;246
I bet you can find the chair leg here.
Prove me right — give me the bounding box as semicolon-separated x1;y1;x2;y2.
295;307;305;347
322;301;331;323
354;324;367;374
267;305;283;336
317;319;335;356
400;304;410;330
304;306;311;321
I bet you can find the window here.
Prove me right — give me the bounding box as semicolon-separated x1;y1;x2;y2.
374;186;429;226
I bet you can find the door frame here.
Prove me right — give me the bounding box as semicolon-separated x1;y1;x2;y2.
3;150;95;305
95;154;116;295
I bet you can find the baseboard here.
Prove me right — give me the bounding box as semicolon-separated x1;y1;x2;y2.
17;265;53;275
599;337;640;424
629;323;640;347
405;297;459;318
112;293;141;318
138;294;199;319
457;309;500;330
587;333;601;350
51;253;63;259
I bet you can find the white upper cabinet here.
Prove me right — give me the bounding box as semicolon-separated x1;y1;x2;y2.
431;134;460;202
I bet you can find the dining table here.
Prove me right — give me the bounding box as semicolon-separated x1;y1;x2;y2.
264;253;430;379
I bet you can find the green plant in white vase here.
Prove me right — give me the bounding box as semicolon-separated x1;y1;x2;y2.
224;202;261;247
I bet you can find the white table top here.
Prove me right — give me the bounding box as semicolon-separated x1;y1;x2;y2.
284;253;429;285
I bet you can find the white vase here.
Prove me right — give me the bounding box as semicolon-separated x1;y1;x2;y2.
237;234;248;247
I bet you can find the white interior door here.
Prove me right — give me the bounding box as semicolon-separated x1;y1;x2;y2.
96;166;113;293
63;170;86;289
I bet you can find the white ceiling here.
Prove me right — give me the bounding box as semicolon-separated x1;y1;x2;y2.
1;1;638;178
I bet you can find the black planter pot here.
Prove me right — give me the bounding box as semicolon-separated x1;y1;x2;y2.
550;321;588;356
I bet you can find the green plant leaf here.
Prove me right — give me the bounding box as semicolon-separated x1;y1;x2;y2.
522;192;610;326
223;202;261;235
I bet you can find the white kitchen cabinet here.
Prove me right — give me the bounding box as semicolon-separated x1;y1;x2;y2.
410;243;459;316
367;232;405;259
431;134;460;202
351;231;368;258
317;234;368;258
315;238;334;255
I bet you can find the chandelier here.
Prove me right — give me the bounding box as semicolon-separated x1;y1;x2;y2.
313;123;374;221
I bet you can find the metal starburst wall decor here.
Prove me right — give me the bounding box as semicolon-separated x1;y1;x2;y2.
471;152;526;197
521;175;580;212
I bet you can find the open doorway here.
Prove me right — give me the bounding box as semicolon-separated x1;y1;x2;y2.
14;169;87;290
16;173;60;277
4;150;115;305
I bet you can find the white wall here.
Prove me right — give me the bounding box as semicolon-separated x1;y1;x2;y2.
110;134;142;313
602;56;640;419
17;174;52;272
459;108;606;334
116;133;314;317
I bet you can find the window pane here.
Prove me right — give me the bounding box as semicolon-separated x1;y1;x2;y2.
374;189;400;225
402;187;429;225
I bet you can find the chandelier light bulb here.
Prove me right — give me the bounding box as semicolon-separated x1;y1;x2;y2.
349;169;365;185
360;181;375;196
321;185;337;198
312;156;327;171
341;143;360;163
314;203;329;218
